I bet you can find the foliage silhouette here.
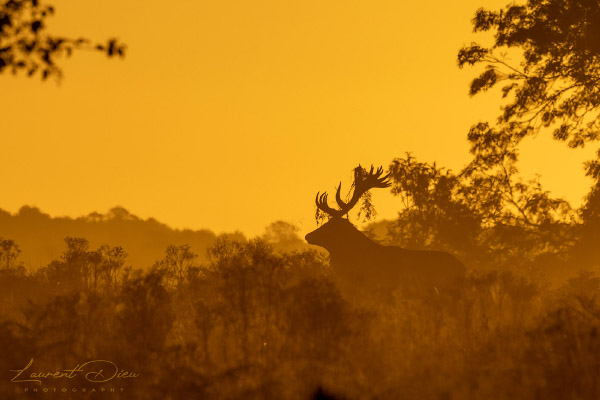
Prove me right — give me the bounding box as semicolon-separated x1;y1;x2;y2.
0;237;23;271
386;154;576;274
153;244;199;288
458;0;600;178
38;237;129;295
262;220;308;253
0;0;125;81
453;0;600;277
0;223;598;399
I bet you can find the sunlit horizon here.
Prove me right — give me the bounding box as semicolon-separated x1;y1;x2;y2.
1;0;597;237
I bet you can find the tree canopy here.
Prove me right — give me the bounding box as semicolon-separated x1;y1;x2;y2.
458;0;600;179
0;0;124;80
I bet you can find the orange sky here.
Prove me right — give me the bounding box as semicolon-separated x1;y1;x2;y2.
1;0;597;236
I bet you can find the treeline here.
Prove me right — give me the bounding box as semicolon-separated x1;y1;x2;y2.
1;152;599;398
0;235;343;399
364;154;600;284
1;228;600;398
0;206;307;270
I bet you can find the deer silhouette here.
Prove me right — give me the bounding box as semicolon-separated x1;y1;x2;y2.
305;165;465;299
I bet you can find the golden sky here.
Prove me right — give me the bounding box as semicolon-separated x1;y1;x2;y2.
1;0;597;236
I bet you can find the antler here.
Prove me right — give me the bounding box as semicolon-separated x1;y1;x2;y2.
315;165;391;218
315;192;344;218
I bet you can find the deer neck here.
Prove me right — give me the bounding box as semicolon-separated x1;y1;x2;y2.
328;230;379;264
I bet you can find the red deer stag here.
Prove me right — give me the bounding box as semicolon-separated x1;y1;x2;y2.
305;165;465;299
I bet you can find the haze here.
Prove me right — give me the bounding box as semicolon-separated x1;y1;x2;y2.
1;0;595;236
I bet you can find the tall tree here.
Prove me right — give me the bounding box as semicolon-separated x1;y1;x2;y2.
458;0;600;179
386;153;575;269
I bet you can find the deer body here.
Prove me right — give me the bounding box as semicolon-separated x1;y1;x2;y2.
307;165;465;299
306;217;465;298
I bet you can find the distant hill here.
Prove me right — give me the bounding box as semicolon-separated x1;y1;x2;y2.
0;206;246;270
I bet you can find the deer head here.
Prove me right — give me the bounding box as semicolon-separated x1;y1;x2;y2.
305;165;390;251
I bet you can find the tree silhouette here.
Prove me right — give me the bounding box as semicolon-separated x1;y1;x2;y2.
38;237;130;294
386;153;576;272
456;0;600;276
262;221;307;253
458;0;600;179
572;180;600;269
154;244;199;288
0;238;23;271
0;0;125;81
